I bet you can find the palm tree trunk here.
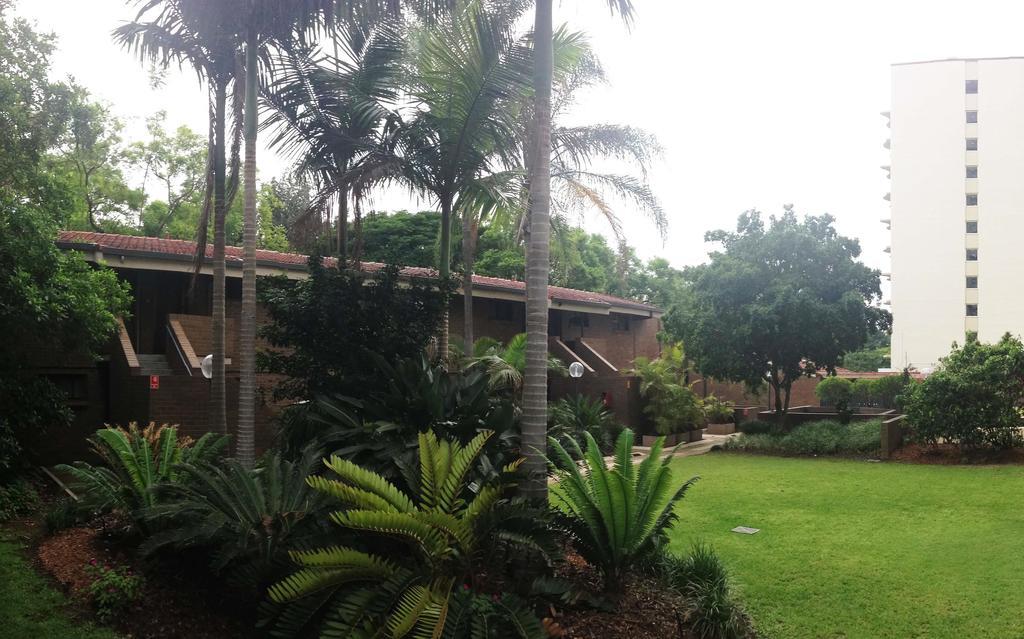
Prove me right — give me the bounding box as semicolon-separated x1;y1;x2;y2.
211;78;228;436
462;211;476;355
237;30;258;468
336;189;348;266
522;0;553;502
438;194;453;362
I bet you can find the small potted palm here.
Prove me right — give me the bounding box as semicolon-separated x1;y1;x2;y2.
703;395;736;435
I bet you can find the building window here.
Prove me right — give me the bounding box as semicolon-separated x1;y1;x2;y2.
966;110;978;123
966;220;978;233
613;315;631;332
490;299;516;322
966;304;978;317
966;138;978;151
966;193;978;206
966;276;978;288
967;248;978;261
966;80;978;94
966;165;978;178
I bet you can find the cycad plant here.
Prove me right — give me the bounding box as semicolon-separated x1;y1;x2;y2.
548;394;621;455
547;428;698;591
267;430;546;638
140;448;329;597
57;422;228;522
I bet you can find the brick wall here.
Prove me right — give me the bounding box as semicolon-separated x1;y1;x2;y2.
696;375;821;409
550;373;649;432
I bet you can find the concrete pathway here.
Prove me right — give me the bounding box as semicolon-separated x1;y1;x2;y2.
629;432;739;462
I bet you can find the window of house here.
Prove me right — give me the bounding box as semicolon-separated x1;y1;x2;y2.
966;138;978;151
966;304;978;317
966;165;978;178
966;276;978;288
613;315;631;332
966;110;978;123
966;193;978;206
967;248;978;261
491;299;516;322
966;80;978;94
966;220;978;233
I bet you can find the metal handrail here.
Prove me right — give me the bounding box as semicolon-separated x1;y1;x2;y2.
166;323;193;377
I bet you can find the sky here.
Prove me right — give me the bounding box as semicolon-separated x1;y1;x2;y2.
16;0;1024;284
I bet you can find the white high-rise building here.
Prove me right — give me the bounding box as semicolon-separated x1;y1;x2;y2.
888;57;1024;370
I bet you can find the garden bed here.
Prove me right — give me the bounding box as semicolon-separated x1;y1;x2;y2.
889;442;1024;465
35;524;246;638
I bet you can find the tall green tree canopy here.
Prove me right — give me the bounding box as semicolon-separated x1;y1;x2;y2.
663;208;889;416
0;2;131;472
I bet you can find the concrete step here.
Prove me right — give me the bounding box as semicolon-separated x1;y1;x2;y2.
136;354;174;376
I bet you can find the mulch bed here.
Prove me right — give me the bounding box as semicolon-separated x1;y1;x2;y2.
35;522;247;639
891;443;1024;465
545;553;695;639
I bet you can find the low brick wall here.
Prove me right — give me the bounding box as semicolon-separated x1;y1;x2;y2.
881;415;908;458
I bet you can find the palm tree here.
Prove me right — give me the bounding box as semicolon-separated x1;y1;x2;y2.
114;0;244;438
261;21;404;266
520;0;635;501
348;0;533;360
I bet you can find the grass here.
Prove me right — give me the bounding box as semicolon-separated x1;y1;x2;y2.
666;453;1024;639
0;533;118;639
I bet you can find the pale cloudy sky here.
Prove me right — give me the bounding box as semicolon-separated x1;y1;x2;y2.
15;0;1024;280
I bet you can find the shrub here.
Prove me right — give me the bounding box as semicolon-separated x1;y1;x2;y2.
871;373;911;410
293;354;521;493
815;377;854;423
141;449;329;597
85;560;144;625
44;498;86;533
703;396;735;424
549;394;621;455
725;419;881;456
631;343;703;435
468;333;568;394
0;477;39;521
259;260;454;404
548;429;699;591
57;423;229;525
649;545;751;639
903;333;1024;450
267;430;549;638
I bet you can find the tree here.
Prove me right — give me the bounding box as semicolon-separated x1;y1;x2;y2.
663;208;889;421
55;94;145;233
521;0;636;500
902;333;1024;450
840;331;891;372
132;111;206;237
262;20;403;265
358;210;442;266
115;0;244;438
0;2;130;473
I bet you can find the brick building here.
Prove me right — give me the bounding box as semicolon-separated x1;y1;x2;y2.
49;231;665;460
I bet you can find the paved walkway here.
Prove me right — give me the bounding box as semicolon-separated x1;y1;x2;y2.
630;432;739;462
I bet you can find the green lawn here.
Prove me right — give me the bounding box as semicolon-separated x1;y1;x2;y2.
0;533;118;639
667;453;1024;639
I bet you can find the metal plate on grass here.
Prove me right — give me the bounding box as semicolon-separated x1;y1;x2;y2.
731;526;760;535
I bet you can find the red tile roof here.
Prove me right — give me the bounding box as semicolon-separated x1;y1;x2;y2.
58;231;660;313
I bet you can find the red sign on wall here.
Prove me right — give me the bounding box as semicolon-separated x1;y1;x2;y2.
150;375;160;390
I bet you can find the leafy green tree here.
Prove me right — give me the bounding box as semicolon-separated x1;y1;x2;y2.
840;331;891;372
54;94;145;233
0;3;130;474
903;333;1024;450
664;208;889;420
357;210;442;266
132;111;206;237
